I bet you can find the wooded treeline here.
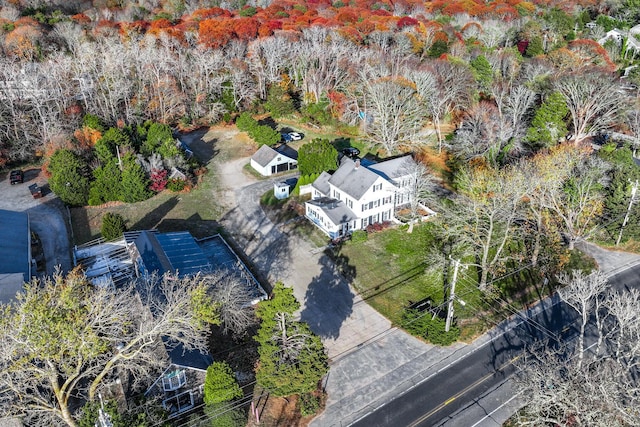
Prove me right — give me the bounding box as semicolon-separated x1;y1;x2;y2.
1;0;639;275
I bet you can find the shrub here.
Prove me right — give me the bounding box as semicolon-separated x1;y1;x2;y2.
401;309;460;346
82;114;105;132
167;178;187;192
149;168;168;192
350;230;367;243
101;213;126;240
204;362;243;405
365;221;392;233
260;189;281;206
298;392;321;417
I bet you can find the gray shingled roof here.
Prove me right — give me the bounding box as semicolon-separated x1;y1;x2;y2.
312;171;331;196
251;144;297;167
307;197;357;225
367;155;415;181
328;158;381;200
251;145;279;167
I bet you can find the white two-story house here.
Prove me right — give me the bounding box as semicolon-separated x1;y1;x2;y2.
305;155;434;239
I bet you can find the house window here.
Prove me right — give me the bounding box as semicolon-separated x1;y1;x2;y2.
277;157;281;161
347;199;353;209
383;196;392;204
362;203;368;212
162;370;187;392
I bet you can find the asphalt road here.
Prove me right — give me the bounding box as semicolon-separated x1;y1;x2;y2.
352;267;640;427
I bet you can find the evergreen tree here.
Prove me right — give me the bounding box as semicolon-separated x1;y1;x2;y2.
120;154;151;203
82;113;105;133
265;84;296;119
143;122;174;156
101;212;127;240
48;149;91;206
525;36;544;57
470;55;493;92
254;283;328;397
88;161;122;205
297;139;339;175
598;144;640;243
526;91;568;149
203;362;243;405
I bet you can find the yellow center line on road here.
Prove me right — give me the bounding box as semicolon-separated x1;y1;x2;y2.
408;355;522;427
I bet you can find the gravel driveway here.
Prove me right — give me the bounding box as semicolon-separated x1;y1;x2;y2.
0;169;71;277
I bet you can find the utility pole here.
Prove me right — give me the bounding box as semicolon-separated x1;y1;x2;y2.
616;179;639;246
445;258;460;333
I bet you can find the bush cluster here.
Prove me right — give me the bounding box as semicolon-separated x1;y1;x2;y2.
298;392;321;417
365;221;392;233
235;112;280;146
101;212;126;240
401;308;460;346
49;115;192;207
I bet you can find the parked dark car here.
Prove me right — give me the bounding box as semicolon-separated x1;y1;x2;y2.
10;170;24;184
29;183;42;199
342;147;360;158
281;133;293;143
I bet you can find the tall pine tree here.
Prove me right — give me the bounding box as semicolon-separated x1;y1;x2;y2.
254;283;328;397
120;154;151;203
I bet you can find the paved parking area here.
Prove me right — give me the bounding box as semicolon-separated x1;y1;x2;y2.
0;169;71;277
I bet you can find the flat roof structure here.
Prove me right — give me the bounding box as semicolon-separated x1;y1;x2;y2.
75;231;266;304
0;210;30;302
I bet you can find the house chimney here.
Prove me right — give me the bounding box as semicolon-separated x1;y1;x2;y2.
354;159;360;169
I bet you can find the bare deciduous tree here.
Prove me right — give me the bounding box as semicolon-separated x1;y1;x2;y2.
359;66;421;154
0;269;222;427
425;60;473;152
210;267;258;336
515;273;640;427
534;146;609;250
399;158;436;233
557;270;609;367
555;70;622;144
443;164;528;290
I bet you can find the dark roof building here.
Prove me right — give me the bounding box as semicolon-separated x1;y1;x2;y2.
0;210;30;303
127;231;212;278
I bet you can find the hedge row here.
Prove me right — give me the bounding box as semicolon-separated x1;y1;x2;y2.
236;112;280;147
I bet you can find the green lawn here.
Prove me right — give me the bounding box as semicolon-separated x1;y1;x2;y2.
337;224;491;329
70;127;247;244
336;222;598;343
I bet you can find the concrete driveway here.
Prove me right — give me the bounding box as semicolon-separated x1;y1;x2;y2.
216;156;450;426
217;157;392;359
0;168;72;277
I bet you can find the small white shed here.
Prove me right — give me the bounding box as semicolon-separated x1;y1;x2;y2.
274;182;290;200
